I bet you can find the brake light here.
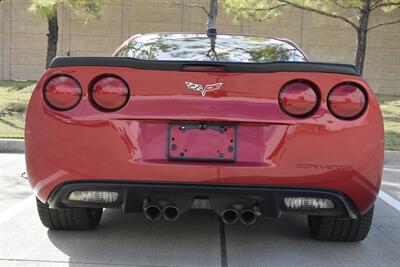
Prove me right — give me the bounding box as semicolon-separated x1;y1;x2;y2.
328;83;367;119
44;75;82;111
279;80;319;117
182;65;226;72
91;76;129;111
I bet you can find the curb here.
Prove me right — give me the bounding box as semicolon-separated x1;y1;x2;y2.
0;139;25;153
0;139;399;165
384;150;400;166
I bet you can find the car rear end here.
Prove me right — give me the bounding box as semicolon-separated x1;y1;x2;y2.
26;33;384;241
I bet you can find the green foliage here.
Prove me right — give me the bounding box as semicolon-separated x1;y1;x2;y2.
28;0;59;18
222;0;400;24
222;0;283;21
65;0;105;23
379;0;400;11
28;0;105;22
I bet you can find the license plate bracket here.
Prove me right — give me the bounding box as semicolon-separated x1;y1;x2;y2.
167;122;237;161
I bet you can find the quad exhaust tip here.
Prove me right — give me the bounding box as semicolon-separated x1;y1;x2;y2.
240;209;257;225
221;207;259;225
144;199;259;225
221;208;240;224
144;204;162;221
144;201;181;222
163;205;180;222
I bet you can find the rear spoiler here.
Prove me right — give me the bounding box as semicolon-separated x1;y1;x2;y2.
49;57;360;76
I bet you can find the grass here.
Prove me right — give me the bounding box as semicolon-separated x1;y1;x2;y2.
0;80;35;112
376;95;400;151
0;81;35;139
0;80;399;150
0;114;25;139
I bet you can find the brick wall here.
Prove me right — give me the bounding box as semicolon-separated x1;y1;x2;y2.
1;0;399;95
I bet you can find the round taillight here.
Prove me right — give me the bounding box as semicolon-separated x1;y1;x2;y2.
91;76;129;111
44;75;82;111
328;83;367;120
279;80;319;117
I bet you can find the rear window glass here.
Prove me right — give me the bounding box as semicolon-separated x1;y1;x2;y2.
115;33;307;63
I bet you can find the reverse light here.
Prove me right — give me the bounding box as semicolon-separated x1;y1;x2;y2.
328;82;367;120
279;80;319;117
68;191;119;203
44;75;82;111
284;197;334;209
91;75;129;111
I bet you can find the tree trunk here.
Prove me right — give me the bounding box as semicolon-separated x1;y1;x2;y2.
354;2;370;75
355;29;367;74
46;11;58;68
207;0;218;30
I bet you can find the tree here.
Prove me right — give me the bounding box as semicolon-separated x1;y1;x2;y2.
28;0;105;68
222;0;400;74
206;0;219;33
169;0;219;57
170;0;219;34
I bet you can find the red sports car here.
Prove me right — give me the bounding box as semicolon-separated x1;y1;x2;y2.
26;33;384;242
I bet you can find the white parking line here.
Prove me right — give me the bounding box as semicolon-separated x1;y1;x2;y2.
0;195;35;225
378;190;400;212
384;167;400;172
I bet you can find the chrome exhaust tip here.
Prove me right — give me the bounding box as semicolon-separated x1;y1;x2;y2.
163;205;180;222
221;208;239;224
144;204;162;221
240;209;257;225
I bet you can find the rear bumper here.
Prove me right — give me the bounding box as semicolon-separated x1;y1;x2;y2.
26;117;384;215
48;181;359;219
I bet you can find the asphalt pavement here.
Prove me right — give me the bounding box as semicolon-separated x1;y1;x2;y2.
0;153;399;267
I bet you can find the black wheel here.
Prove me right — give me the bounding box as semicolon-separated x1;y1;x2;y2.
308;205;374;242
36;198;102;230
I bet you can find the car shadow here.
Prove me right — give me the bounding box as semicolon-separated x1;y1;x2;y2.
46;209;323;267
47;208;222;267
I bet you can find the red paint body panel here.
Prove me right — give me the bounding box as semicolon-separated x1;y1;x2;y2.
25;65;384;214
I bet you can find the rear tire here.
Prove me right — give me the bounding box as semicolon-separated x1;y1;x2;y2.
308;205;374;242
36;198;102;230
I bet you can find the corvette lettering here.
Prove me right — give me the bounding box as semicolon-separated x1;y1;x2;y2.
296;164;353;171
185;82;223;96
